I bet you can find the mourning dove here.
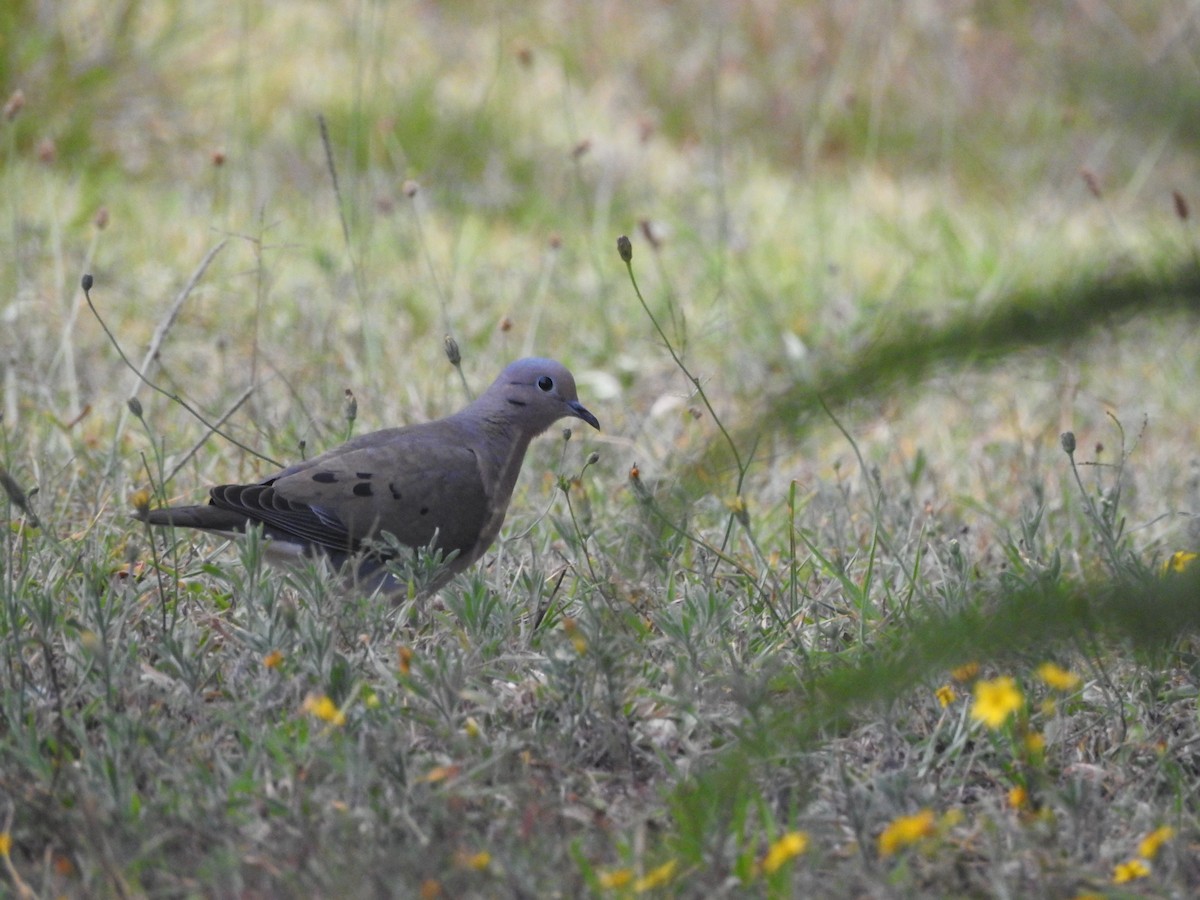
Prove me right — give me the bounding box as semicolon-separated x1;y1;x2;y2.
142;357;600;594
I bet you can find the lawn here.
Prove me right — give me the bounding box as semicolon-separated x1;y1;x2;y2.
2;2;1199;896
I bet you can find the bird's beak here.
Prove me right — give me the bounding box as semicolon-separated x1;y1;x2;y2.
570;401;600;430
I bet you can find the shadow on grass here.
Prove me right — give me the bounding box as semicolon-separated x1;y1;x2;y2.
696;262;1200;481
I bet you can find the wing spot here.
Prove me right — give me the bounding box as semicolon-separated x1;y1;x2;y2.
388;482;402;500
420;506;430;515
356;471;372;479
353;482;373;498
312;471;337;484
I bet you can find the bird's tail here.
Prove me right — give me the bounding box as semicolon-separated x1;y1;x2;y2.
141;505;250;533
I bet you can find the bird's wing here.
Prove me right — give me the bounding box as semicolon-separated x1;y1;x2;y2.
267;432;492;558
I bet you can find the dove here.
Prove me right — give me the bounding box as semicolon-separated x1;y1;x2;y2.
142;357;600;595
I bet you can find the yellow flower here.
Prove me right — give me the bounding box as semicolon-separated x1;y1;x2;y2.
301;693;346;726
970;677;1023;729
263;650;284;669
878;809;936;856
597;868;633;889
562;617;587;655
1164;550;1197;573
935;684;956;708
1138;825;1175;860
950;661;980;683
1112;858;1150;883
1024;732;1046;756
761;831;809;875
1036;662;1081;691
129;488;151;515
1008;786;1028;809
455;850;491;871
0;831;10;856
420;764;461;783
634;859;677;892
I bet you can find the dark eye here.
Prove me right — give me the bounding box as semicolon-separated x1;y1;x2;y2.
537;376;554;392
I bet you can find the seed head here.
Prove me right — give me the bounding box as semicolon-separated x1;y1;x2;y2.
1173;190;1189;221
616;235;632;263
3;89;24;121
639;219;661;250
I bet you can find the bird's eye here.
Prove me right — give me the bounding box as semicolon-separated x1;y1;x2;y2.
537;376;554;392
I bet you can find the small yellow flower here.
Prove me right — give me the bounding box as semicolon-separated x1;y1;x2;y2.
1112;858;1150;883
970;676;1023;729
420;764;461;783
597;868;634;889
1024;732;1046;756
634;859;677;892
362;687;380;709
726;494;749;524
1036;662;1081;691
1165;550;1197;573
563;617;587;654
464;717;481;738
951;661;980;683
935;684;956;708
1008;786;1028;809
878;809;936;856
0;831;11;856
761;831;809;875
1138;825;1175;860
129;488;152;515
263;650;284;669
455;850;491;871
301;693;346;726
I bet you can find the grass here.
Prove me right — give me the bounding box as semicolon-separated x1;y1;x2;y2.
3;1;1200;896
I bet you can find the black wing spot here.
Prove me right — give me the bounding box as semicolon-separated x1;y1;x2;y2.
312;471;338;484
420;506;430;515
388;482;402;500
353;482;373;498
355;471;373;479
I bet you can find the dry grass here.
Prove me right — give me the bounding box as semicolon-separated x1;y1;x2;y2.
2;1;1199;896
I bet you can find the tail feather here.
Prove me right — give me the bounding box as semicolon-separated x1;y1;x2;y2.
141;504;250;533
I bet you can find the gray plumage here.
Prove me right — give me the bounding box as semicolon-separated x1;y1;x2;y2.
142;358;600;594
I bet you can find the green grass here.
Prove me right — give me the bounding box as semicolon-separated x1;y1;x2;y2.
2;2;1200;896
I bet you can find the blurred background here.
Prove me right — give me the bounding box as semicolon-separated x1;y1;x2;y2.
4;1;1197;535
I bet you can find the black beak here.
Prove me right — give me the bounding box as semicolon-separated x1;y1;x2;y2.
570;401;600;430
